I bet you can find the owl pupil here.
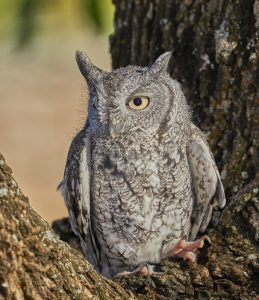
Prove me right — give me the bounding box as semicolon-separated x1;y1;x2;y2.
133;98;142;106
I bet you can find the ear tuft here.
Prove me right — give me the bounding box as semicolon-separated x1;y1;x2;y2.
150;51;172;74
75;50;103;83
75;50;91;78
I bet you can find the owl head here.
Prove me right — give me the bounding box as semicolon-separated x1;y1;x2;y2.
76;51;190;138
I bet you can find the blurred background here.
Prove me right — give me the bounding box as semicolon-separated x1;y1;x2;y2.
0;0;114;222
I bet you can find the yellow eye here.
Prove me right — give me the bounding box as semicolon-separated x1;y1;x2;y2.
127;96;150;110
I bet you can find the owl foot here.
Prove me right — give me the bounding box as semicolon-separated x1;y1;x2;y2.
114;263;155;277
163;235;211;263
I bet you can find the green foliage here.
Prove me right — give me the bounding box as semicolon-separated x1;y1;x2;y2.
80;0;114;34
16;0;38;48
0;0;114;48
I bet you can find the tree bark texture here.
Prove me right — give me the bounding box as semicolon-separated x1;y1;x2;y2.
0;154;135;299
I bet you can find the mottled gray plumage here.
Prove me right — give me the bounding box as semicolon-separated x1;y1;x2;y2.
59;51;226;278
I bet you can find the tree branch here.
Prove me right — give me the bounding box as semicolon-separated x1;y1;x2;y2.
0;153;135;299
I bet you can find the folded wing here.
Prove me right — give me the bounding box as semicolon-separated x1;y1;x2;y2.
58;128;99;266
186;135;226;241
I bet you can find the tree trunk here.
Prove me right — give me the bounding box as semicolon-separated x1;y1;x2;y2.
109;0;259;298
1;1;259;299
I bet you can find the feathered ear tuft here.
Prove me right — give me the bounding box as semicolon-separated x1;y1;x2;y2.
75;50;104;83
149;51;172;74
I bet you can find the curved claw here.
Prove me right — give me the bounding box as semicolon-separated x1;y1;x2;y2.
163;235;211;262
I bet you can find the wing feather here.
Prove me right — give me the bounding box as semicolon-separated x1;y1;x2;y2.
186;135;226;241
58;129;91;244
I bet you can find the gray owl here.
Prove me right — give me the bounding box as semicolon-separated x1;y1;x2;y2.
59;51;226;278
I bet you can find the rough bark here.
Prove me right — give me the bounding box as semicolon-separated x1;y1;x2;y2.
0;153;135;299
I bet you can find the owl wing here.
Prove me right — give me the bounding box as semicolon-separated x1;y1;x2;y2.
186;132;226;241
58;127;91;246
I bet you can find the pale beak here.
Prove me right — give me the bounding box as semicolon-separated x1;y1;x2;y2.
109;123;117;139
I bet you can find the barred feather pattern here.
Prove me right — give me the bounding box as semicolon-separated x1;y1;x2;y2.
59;51;226;278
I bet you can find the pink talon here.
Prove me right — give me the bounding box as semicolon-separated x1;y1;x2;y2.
139;264;149;274
163;235;211;262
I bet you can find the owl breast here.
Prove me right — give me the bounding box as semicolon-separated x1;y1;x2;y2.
90;134;193;269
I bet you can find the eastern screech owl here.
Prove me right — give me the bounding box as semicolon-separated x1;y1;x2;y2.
59;51;225;278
